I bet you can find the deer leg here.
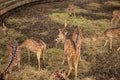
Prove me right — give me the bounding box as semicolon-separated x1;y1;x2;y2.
17;53;21;70
55;42;58;48
27;49;30;64
117;47;120;51
104;39;108;47
17;59;21;71
62;56;66;65
109;37;112;49
3;31;6;35
37;50;42;70
78;47;81;60
67;56;72;77
111;16;116;24
115;18;120;25
42;49;45;61
74;58;78;80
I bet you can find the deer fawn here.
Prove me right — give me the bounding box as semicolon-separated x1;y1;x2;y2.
17;38;46;70
56;28;79;80
1;40;18;80
50;70;67;80
67;2;76;17
0;23;8;35
91;27;120;49
72;28;83;60
111;10;120;25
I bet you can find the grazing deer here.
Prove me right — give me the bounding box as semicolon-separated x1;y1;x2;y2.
111;10;120;25
0;40;18;80
91;27;120;49
17;38;46;70
56;29;79;80
72;28;83;60
0;23;8;35
67;2;76;17
50;70;67;80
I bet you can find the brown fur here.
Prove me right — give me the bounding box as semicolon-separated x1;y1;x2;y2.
50;70;67;80
56;20;67;48
91;27;120;49
18;38;46;70
56;29;79;80
67;2;76;16
111;10;120;25
72;28;83;60
7;40;21;70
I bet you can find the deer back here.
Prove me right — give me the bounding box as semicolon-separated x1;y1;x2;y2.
72;28;83;47
20;38;46;53
104;27;120;37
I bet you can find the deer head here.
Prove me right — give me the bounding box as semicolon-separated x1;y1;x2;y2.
111;10;120;25
50;70;67;80
56;19;68;43
56;29;68;43
67;2;75;16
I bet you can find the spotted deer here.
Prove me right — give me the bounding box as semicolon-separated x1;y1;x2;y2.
7;40;21;70
0;40;18;80
72;28;83;60
111;10;120;25
0;23;8;35
67;2;76;17
56;29;79;80
17;38;46;70
91;27;120;49
50;70;67;80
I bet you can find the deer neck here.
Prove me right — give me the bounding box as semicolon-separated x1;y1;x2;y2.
62;36;67;43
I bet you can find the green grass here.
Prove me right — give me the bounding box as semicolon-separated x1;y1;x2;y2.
0;0;120;80
6;17;38;26
49;12;112;36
